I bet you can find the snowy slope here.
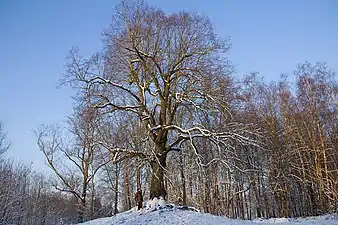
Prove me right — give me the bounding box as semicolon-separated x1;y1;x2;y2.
80;207;252;225
79;206;337;225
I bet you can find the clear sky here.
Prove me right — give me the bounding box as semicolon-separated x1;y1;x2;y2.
0;0;337;171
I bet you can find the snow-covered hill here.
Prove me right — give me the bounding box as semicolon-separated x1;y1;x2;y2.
79;205;337;225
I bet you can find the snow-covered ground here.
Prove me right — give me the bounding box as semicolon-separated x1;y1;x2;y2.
80;202;337;225
253;215;337;224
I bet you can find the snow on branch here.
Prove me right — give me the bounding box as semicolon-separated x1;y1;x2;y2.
87;76;142;103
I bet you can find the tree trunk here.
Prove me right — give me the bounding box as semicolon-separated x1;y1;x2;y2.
90;177;95;219
204;173;211;213
113;163;119;215
149;153;167;199
137;166;142;191
78;198;86;223
123;160;132;210
179;150;187;205
212;167;219;214
78;180;88;223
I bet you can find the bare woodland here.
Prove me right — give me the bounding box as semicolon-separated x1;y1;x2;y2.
0;1;337;224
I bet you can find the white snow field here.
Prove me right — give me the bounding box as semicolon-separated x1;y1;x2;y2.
79;201;337;225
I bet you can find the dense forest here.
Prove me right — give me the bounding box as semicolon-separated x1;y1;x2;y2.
0;1;337;224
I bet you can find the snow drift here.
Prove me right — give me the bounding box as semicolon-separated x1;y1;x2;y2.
79;203;337;225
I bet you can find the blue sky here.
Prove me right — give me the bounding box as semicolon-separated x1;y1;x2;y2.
0;0;337;171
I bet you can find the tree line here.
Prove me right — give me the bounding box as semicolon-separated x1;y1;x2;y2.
0;0;337;224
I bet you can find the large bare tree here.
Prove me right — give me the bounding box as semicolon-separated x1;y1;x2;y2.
64;0;258;201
